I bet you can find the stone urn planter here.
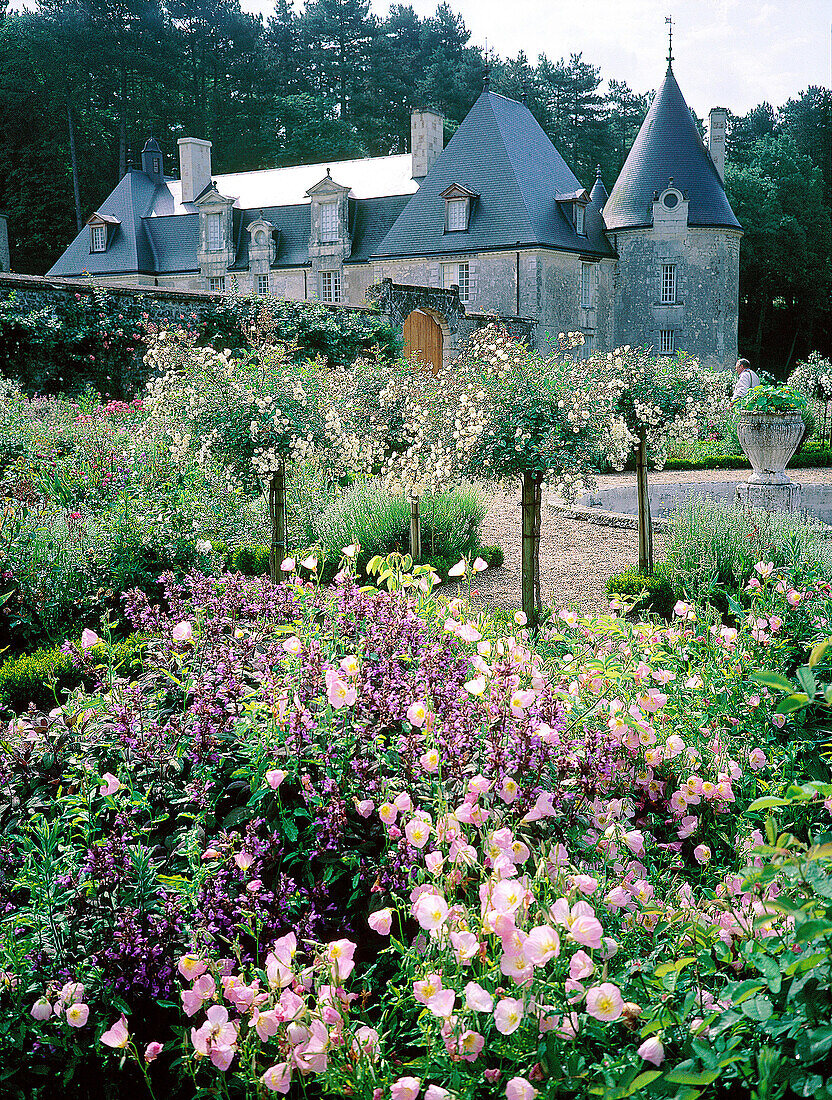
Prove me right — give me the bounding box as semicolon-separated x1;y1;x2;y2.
736;410;804;512
737;411;804;484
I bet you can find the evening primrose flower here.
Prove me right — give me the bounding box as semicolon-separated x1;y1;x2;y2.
80;629;100;649
638;1036;666;1065
506;1077;538;1100
448;559;466;577
407;701;428;727
413;891;449;932
325;938;357;980
171;620;193;642
493;997;524;1034
420;749;440;772
368;908;393;935
66;1003;90;1027
31;998;52;1021
99;772;121;796
261;1062;292;1093
405;817;431;849
101;1015;130;1049
391;1077;421;1100
585;983;623;1021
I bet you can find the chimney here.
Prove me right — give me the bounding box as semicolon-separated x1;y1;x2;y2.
0;213;9;273
177;137;212;204
708;107;727;182
411;109;444;180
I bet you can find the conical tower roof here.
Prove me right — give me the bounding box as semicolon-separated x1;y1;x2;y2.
603;66;740;231
589;165;608;208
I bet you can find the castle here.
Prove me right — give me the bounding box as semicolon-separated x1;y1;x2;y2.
48;61;742;371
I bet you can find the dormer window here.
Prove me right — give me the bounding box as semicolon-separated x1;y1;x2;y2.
447;199;467;231
320;202;339;242
90;224;107;253
575;204;586;236
206;212;222;252
556;189;590;237
441;184;478;233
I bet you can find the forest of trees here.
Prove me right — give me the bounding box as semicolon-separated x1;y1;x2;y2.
0;0;829;369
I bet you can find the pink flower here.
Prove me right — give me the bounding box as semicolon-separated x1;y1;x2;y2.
464;981;493;1012
66;1003;89;1028
352;1025;380;1059
391;1077;421;1100
100;1014;130;1049
425;988;456;1018
694;844;711;864
261;1062;292;1093
356;799;374;817
190;1005;238;1070
405;818;431;849
754;561;774;578
586;983;623;1021
506;1077;538;1100
171;620;193;642
144;1042;163;1063
80;629;100;649
407;701;428;727
772;713;786;729
749;748;767;771
569;950;594;981
266;769;286;789
426;1087;452;1100
325;669;356;708
638;1036;665;1065
677;815;698;840
493;997;524;1035
253;1009;280;1041
325;939;356;980
31;998;52;1021
569;914;603;950
178;955;208;981
413;891;448;932
786;589;802;607
99;772;121;796
368;908;392;935
523;925;560;967
181;973;216;1016
420;749;440;772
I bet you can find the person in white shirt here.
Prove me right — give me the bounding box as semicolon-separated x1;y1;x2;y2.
732;358;760;401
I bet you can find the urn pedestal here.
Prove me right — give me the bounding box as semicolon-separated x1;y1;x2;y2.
735;411;803;514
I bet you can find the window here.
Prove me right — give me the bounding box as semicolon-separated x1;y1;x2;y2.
206;213;222;252
152;156;161;174
580;262;594;309
580;333;594;359
90;224;107;253
319;270;342;303
257;274;270;296
575;204;586;235
320;202;339;242
661;264;677;304
208;276;226;293
254;229;268;247
660;329;675;355
442;261;470;303
446;199;468;232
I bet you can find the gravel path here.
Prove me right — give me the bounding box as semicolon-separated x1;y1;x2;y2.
470;468;832;617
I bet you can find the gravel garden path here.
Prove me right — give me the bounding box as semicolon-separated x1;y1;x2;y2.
470;467;832;617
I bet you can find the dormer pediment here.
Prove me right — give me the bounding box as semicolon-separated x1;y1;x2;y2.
555;189;589;205
194;184;235;207
440;183;479;201
305;174;350;199
85;212;121;228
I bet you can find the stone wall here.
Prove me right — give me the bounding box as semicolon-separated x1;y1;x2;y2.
612;226;741;369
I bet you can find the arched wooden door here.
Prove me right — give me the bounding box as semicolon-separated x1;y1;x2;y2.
403;309;443;374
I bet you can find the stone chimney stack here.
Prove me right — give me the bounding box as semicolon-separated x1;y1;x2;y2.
708;107;727;182
0;213;9;273
411;109;444;180
177;137;213;204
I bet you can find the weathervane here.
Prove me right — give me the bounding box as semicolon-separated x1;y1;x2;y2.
483;38;495;87
666;15;674;66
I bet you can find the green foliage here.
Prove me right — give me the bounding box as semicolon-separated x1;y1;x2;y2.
606;567;677;618
736;383;808;414
0;634;146;712
661;499;831;609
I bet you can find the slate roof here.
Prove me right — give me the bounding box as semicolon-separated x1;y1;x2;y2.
603;66;741;231
374;89;613;260
589;167;609;209
48;170;166;277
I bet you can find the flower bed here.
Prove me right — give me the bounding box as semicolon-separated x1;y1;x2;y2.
1;553;831;1098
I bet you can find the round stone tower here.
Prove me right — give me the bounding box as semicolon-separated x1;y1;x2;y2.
602;64;742;370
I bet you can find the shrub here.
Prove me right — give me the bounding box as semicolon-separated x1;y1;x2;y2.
661;498;831;608
0;634;147;711
606;566;677;618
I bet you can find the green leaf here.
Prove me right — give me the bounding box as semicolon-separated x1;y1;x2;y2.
751;670;795;692
748;796;791;810
730;980;766;1004
776;693;811;713
655;956;696;978
795;919;832;943
809;638;832;669
797;666;818;696
664;1068;722;1085
740;994;773;1022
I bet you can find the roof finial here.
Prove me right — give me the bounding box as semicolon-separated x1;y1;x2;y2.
665;14;674;67
595;164;602;179
483;39;493;88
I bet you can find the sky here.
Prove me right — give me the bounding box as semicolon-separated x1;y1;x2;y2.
237;0;831;117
